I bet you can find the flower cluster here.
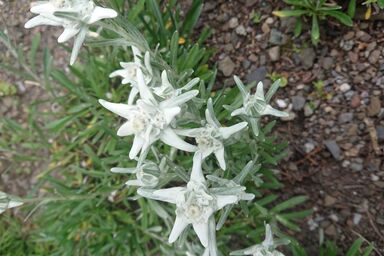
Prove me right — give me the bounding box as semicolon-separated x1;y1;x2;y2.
22;3;290;255
25;0;117;64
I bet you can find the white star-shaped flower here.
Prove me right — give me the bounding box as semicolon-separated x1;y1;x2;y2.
177;98;247;170
138;153;254;248
99;68;198;159
25;0;117;64
230;223;287;256
109;46;153;104
231;76;288;136
0;191;23;215
111;161;160;188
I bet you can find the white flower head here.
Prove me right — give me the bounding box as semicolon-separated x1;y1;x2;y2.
230;223;287;256
111;161;160;188
99;68;198;159
231;76;288;136
177;98;247;170
110;46;153;104
25;0;118;64
138;153;254;248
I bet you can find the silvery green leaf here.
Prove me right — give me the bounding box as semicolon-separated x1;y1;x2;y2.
265;79;281;103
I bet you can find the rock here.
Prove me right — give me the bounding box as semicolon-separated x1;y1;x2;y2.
245;67;267;84
292;96;306;111
235;25;247;36
353;213;362;225
304;142;315;153
374;181;384;188
325;224;337;236
299;48;316;69
377;126;384;142
276;99;287;108
218;56;235;77
249;54;258;62
324;140;342;160
350;95;361;108
367;96;381;116
348;52;359;63
261;21;270;33
304;103;314;116
338;112;354;123
269;29;287;45
369;50;381;64
339;83;351;93
242;60;251;69
350;163;363;171
268;46;280;61
324;195;337;206
228;17;239;28
320;57;334;70
344;31;355;40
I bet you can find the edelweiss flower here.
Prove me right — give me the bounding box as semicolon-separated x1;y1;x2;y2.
230;223;287;256
25;0;117;64
109;46;153;104
177;98;247;170
99;68;198;159
152;71;200;99
138;153;254;248
0;191;23;214
111;161;160;188
231;76;288;136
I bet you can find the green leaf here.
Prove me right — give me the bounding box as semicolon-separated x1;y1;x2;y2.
181;0;203;35
28;32;41;72
323;10;353;26
273;10;308;17
378;0;384;9
170;31;179;69
294;18;303;38
348;0;357;17
311;15;320;45
271;196;308;213
346;238;363;256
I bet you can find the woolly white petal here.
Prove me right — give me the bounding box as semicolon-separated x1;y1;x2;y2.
163;107;181;124
191;152;205;183
87;6;118;24
98;99;134;119
216;195;238;210
70;28;87;65
129;136;145;159
213;147;226;170
193;222;209;247
160;128;197;152
262;224;274;247
110;167;136;173
175;128;204;138
125;179;144;186
255;81;266;101
30;3;55;14
160;90;199;108
219;122;248;139
117;121;135;136
262;105;289;117
109;69;128;78
136;68;155;103
58;27;80;43
128;88;139;105
25;15;61;28
168;216;189;243
231;107;246;117
153;187;186;204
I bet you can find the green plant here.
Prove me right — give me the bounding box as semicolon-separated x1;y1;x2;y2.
273;0;353;45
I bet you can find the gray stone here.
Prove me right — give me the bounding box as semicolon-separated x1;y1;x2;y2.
235;25;247;36
377;126;384;142
339;83;351;93
338;112;354;123
269;29;287;45
367;96;381;117
304;142;315;153
369;50;381;64
218;56;235;77
324;140;342;160
320;57;334;70
246;67;267;84
242;60;251;69
304;103;314;116
350;163;363;171
228;17;239;28
268;46;280;62
299;48;316;69
292;96;306;111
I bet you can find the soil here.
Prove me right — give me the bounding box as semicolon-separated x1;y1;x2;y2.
197;0;384;253
1;0;383;254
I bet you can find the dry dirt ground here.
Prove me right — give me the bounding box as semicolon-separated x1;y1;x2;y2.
1;0;383;254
